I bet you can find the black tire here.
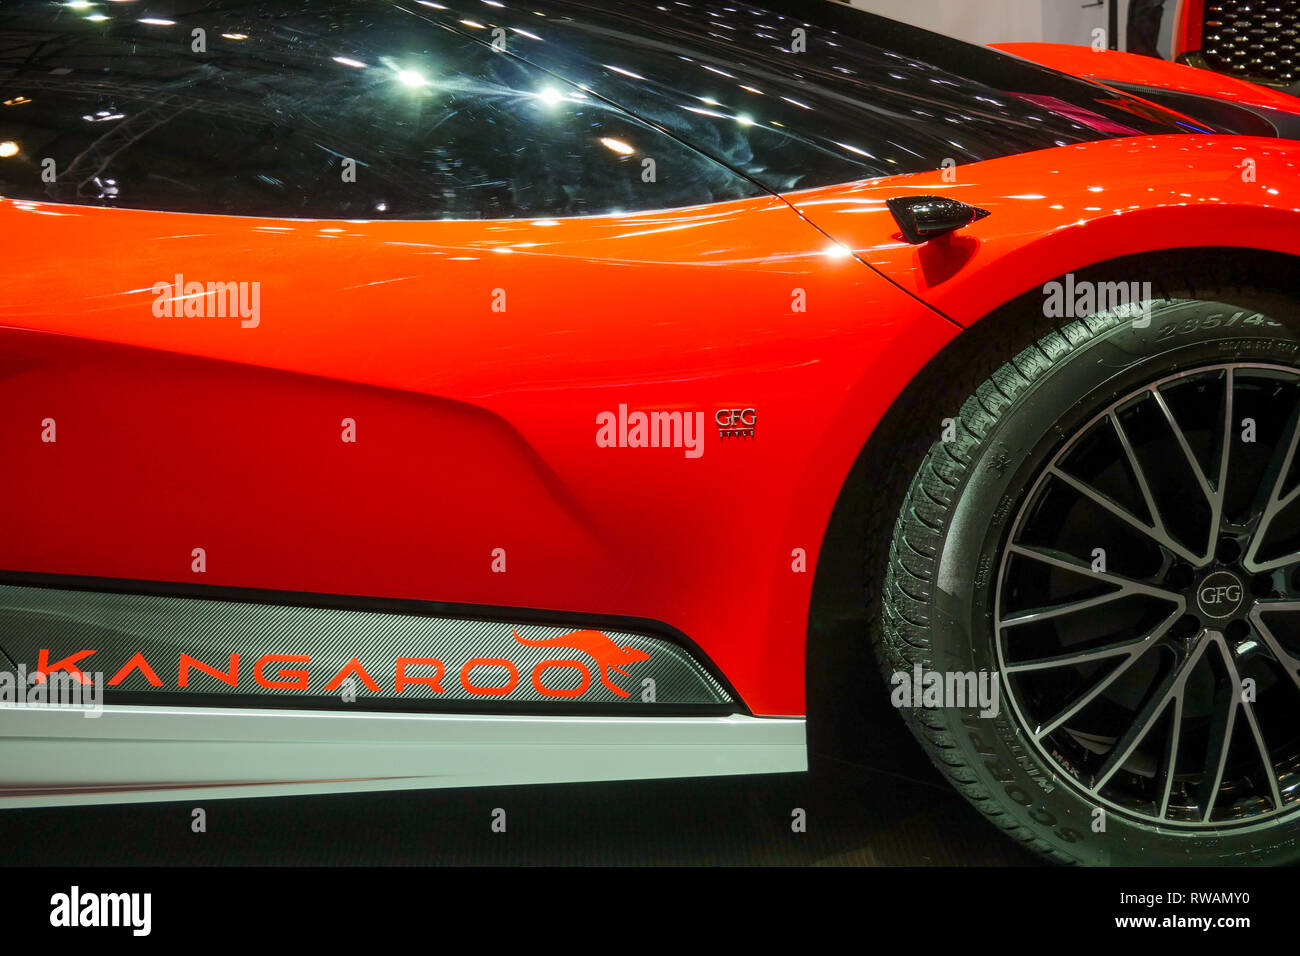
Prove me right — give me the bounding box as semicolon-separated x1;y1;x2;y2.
879;285;1300;865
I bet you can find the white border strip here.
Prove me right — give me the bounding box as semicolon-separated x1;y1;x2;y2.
0;704;806;808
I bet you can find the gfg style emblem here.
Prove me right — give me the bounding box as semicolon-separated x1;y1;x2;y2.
716;407;756;440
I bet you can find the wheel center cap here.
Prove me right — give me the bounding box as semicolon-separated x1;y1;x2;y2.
1196;569;1245;620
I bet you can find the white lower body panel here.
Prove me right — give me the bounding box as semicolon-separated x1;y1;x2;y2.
0;704;807;808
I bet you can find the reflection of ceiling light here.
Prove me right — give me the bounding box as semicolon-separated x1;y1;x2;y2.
417;1;448;7
833;141;871;157
86;13;109;20
396;70;428;87
603;64;645;80
0;142;20;158
537;87;565;105
333;56;367;68
599;137;635;155
3;96;32;106
222;33;249;40
65;1;93;8
459;19;486;28
138;18;176;25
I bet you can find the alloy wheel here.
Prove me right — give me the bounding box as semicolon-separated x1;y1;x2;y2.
996;363;1300;827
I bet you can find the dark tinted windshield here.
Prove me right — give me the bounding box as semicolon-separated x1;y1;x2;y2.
0;0;1227;218
0;0;760;218
402;0;1223;191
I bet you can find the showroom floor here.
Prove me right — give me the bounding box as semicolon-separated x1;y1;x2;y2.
0;737;1037;867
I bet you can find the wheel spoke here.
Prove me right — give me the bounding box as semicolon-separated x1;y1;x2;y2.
1196;637;1239;823
1000;582;1158;629
1238;704;1283;812
1030;607;1181;739
1109;411;1165;538
1048;466;1201;564
1092;634;1208;792
1006;544;1184;604
1249;602;1300;696
1244;393;1300;572
1150;380;1231;563
1155;692;1184;820
1214;369;1234;533
1004;636;1149;673
1243;544;1300;573
1207;633;1284;812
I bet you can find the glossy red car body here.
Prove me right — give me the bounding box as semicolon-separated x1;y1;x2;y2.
995;42;1300;113
0;195;957;716
3;39;1300;720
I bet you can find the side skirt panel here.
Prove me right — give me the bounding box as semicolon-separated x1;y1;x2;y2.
0;704;806;808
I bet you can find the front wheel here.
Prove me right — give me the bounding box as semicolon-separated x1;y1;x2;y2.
880;289;1300;865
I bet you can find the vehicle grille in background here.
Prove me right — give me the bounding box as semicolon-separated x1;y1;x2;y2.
1201;1;1300;86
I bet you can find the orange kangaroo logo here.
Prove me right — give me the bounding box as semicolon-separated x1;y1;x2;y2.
512;628;650;698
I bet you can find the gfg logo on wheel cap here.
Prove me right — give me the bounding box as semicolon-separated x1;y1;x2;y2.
1197;570;1244;619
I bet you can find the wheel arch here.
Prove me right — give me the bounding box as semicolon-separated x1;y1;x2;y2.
806;245;1300;730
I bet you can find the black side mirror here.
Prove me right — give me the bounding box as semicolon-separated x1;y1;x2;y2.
886;195;990;244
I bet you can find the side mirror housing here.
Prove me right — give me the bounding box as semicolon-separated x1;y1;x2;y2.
886;195;990;244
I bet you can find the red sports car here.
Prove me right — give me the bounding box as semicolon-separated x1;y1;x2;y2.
3;0;1300;866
